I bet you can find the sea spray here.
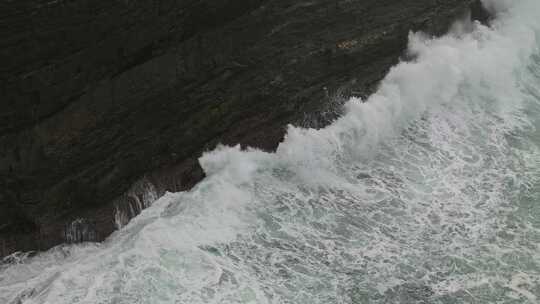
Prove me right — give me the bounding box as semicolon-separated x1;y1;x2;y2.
2;0;540;303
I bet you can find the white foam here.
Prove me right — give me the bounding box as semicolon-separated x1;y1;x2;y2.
2;0;540;303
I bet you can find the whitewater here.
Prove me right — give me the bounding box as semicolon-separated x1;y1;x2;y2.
2;0;540;303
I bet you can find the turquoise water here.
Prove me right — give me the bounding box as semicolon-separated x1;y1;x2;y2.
2;1;540;303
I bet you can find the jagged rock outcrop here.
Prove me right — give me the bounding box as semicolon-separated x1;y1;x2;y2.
1;0;485;256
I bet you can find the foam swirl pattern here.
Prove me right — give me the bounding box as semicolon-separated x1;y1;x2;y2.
2;0;540;303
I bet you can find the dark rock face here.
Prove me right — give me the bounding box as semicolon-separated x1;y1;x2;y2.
470;0;492;25
1;0;477;256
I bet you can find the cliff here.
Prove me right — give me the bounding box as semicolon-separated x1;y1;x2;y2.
1;0;484;256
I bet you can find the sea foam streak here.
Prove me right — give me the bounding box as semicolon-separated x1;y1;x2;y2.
2;0;540;303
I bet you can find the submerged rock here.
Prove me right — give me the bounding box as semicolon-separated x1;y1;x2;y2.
0;0;476;256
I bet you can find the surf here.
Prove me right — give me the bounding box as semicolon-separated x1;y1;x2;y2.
2;0;540;303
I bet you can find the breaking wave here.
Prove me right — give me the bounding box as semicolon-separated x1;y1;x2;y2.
2;0;540;303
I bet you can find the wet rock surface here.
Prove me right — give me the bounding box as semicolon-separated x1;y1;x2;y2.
0;0;481;256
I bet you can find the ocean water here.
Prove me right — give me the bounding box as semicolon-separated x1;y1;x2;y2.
2;0;540;303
